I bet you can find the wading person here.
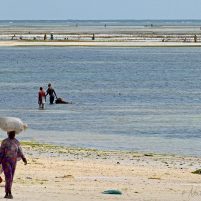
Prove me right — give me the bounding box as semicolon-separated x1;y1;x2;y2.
46;83;57;104
38;87;46;109
0;131;27;199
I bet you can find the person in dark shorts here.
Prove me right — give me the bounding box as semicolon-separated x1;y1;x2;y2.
46;83;57;104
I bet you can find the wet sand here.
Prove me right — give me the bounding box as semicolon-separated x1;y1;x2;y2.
1;142;201;201
1;24;201;46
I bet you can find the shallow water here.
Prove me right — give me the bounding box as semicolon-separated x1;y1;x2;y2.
1;47;201;156
0;20;201;36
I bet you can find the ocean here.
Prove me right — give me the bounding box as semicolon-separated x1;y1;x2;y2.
1;46;201;156
1;19;201;26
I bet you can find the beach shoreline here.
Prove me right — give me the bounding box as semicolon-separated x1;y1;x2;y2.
0;141;200;201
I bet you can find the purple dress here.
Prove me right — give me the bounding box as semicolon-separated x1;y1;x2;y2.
0;138;25;193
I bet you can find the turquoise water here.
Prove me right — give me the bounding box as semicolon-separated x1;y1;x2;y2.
1;47;201;156
1;19;201;26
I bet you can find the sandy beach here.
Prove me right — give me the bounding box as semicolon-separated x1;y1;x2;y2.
0;142;199;201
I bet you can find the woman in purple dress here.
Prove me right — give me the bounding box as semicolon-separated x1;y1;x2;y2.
0;131;27;199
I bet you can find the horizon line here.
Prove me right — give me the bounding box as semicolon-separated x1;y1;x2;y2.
1;19;201;21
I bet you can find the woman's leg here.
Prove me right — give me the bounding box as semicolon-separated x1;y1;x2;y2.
2;160;16;195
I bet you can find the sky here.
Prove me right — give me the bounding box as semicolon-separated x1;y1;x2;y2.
0;0;201;20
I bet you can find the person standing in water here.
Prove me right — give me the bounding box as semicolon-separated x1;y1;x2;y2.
38;87;46;109
0;131;27;199
46;83;57;104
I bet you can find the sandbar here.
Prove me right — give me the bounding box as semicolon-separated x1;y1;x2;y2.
1;40;201;47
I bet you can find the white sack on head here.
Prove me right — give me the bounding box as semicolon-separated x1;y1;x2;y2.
0;117;28;134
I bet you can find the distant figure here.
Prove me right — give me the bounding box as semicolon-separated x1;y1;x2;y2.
0;131;27;199
38;87;46;109
104;24;107;28
92;33;95;40
11;34;16;40
50;33;54;40
55;97;72;104
194;34;197;43
44;33;47;40
46;83;57;104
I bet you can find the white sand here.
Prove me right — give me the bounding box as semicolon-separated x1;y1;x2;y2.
0;143;200;201
1;40;201;47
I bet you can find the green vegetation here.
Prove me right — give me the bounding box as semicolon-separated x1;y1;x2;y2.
192;169;201;175
102;190;122;195
144;153;154;157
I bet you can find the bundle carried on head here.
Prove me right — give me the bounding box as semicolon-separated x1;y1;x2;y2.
0;117;28;134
